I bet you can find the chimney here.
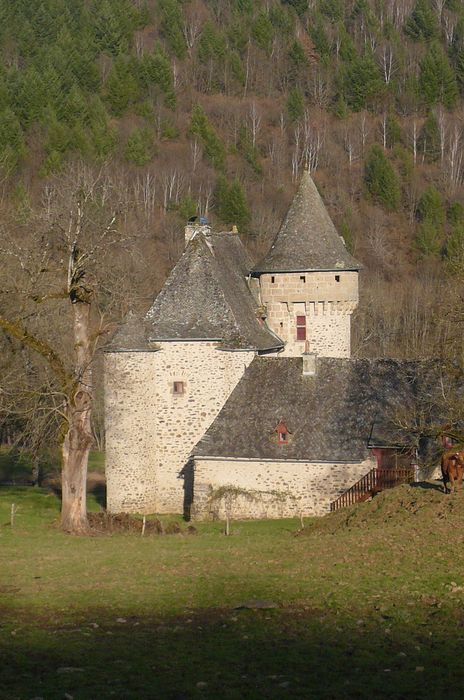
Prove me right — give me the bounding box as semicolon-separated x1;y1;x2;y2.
185;216;211;247
302;340;317;376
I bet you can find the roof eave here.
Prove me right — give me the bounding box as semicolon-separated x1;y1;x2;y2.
251;266;361;275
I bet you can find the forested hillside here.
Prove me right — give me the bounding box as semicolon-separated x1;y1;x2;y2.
1;0;464;359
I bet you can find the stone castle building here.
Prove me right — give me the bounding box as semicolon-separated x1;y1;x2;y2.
104;171;442;519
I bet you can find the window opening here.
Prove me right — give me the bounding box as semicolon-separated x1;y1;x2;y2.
275;419;290;445
173;381;185;395
271;276;275;283
300;275;306;283
335;275;340;282
296;314;306;341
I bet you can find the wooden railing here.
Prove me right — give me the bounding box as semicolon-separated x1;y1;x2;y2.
330;467;415;512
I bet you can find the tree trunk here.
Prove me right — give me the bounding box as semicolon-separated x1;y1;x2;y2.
61;299;93;534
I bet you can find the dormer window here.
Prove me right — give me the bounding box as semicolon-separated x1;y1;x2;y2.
173;381;185;395
296;315;306;341
275;419;290;445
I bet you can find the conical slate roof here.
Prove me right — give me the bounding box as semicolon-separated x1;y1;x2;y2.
253;171;361;273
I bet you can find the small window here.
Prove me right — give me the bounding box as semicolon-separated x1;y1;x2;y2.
271;276;275;283
173;381;185;395
335;275;340;282
300;275;306;283
296;315;306;341
275;419;290;445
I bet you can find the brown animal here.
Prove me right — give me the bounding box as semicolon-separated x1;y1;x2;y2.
441;449;464;494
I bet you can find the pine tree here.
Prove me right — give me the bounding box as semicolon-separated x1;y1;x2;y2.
404;0;438;41
320;0;343;22
415;220;441;257
417;187;445;227
105;57;140;115
364;144;401;210
0;108;25;172
214;176;251;231
448;202;464;226
139;45;176;109
158;0;186;59
385;114;403;148
198;22;226;64
252;11;275;54
309;19;331;61
287;87;305;122
281;0;308;16
124;127;154;166
419;42;459;108
343;55;384;111
189;105;226;170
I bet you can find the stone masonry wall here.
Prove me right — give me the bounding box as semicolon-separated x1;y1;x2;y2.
192;457;374;519
259;271;358;358
105;344;254;514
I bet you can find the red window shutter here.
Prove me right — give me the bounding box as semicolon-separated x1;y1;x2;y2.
296;315;306;326
297;326;306;341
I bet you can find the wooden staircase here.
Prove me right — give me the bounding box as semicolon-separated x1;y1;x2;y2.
330;467;415;512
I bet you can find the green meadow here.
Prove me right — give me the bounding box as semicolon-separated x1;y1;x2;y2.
1;482;464;699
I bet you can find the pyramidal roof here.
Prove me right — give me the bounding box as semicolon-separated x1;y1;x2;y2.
253;170;361;274
110;230;284;352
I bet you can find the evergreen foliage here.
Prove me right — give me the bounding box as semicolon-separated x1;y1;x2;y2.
157;0;186;58
419;43;459;108
364;145;401;210
287;87;305;121
252;11;275;54
385;114;403;148
214;176;251;231
404;0;439;41
417;187;445;227
124;128;154;166
415;186;445;258
415;220;441;257
189;105;226;170
342;55;384;110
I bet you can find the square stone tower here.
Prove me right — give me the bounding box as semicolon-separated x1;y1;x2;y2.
251;171;361;358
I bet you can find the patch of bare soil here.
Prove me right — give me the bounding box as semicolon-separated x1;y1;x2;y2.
87;512;197;536
301;482;464;535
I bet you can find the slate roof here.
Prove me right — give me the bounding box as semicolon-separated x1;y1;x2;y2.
193;357;452;462
253;171;361;273
110;231;283;352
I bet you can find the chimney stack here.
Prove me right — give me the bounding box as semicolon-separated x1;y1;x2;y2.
302;340;317;376
185;216;211;247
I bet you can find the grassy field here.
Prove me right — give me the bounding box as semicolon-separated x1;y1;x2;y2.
2;484;464;699
0;448;105;485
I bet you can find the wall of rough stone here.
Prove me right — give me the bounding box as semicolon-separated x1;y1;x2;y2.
259;271;358;358
191;457;374;519
105;343;254;514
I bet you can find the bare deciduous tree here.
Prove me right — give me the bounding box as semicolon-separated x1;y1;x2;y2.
0;163;137;534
